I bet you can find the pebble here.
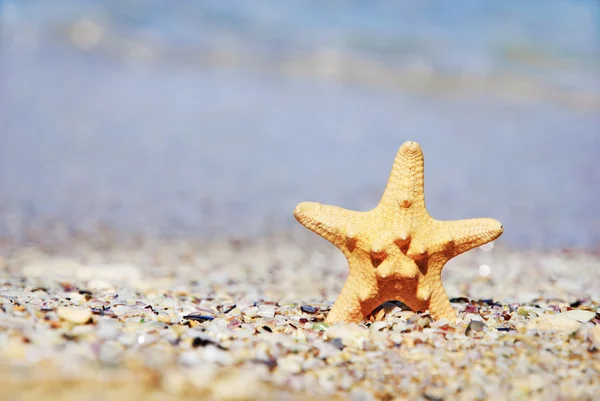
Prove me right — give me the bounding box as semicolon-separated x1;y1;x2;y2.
416;317;431;328
528;310;596;332
398;311;415;320
66;292;86;304
328;338;344;351
312;322;329;331
183;314;214;322
369;321;388;333
430;318;450;329
392;321;408;332
257;307;275;318
326;324;368;348
56;307;92;324
315;340;342;358
465;320;486;336
300;305;318;314
560;309;596;322
156;312;171;323
113;305;142;318
243;306;258;318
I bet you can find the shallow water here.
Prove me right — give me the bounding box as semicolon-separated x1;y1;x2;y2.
0;1;599;249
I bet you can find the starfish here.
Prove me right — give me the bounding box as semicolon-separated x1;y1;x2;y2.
293;141;503;324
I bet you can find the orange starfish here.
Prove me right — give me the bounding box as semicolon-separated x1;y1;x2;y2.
294;141;503;324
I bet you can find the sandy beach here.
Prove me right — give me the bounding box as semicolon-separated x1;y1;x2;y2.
1;231;599;400
2;1;600;399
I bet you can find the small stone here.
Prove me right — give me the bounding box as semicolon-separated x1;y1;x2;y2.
257;307;275;318
326;324;368;348
398;311;415;320
66;292;86;304
192;336;223;349
227;307;242;317
465;320;486;336
183;314;214;322
374;308;386;321
156;312;171;324
242;306;258;318
328;337;344;350
112;305;136;318
561;309;596;323
389;333;404;345
369;321;388;333
312;322;329;331
430;318;450;329
57;307;92;324
529;310;595;332
301;305;318;314
315;340;342;358
392;321;409;332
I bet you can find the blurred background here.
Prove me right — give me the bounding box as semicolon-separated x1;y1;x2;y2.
0;0;598;250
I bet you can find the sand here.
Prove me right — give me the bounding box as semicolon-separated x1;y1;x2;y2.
1;231;599;400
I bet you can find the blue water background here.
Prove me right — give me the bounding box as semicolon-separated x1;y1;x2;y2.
0;0;599;249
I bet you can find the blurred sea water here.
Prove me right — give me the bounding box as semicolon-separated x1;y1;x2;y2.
0;0;599;249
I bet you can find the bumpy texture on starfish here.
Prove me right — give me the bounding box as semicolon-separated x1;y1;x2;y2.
294;141;503;324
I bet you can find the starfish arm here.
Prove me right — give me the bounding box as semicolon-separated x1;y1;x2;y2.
293;202;361;247
325;280;364;324
427;280;457;322
406;255;457;321
325;272;380;324
380;141;425;208
435;218;503;258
